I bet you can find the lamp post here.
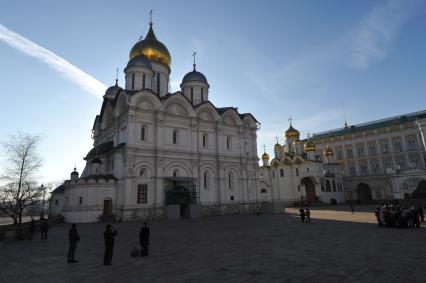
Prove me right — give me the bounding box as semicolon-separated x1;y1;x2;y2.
40;184;45;219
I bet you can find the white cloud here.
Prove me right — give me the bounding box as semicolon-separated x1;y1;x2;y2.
0;24;106;98
348;0;422;69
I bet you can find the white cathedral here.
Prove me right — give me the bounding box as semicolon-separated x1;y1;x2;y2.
51;21;346;222
259;123;346;207
51;21;261;222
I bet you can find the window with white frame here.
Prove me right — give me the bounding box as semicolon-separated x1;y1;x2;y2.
137;184;148;204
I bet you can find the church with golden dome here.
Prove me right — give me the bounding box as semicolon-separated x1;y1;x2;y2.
259;120;346;206
51;18;261;222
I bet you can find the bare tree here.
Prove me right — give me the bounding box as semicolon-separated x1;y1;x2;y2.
0;132;43;226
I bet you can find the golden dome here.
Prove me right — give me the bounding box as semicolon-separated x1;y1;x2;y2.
304;140;315;152
285;124;300;139
274;143;282;150
324;147;334;156
129;24;171;68
262;152;270;160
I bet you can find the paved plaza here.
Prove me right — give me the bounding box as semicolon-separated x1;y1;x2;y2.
1;205;426;282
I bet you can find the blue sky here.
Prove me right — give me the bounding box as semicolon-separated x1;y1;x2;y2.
0;0;425;183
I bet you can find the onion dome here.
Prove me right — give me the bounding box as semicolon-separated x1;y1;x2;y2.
71;167;79;177
181;62;209;86
304;139;315;152
274;143;282;151
262;151;270;161
285;124;300;139
103;82;122;100
125;55;153;70
324;147;334;156
129;23;171;68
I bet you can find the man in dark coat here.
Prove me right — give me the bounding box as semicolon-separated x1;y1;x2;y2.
139;222;150;256
40;217;49;239
103;224;117;265
67;224;80;263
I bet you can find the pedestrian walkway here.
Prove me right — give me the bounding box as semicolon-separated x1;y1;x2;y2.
0;206;425;282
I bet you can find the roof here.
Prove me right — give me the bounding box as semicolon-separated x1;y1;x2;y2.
181;69;209;86
80;174;118;181
312;110;426;140
51;184;65;194
85;141;125;159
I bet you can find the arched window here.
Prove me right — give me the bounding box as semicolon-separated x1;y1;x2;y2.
190;87;194;104
157;72;160;94
173;170;179;177
139;168;146;177
226;136;231;150
202;134;207;148
203;171;209;189
272;171;275;178
228;172;233;189
280;169;284;177
131;73;135;90
201;88;204;102
142;74;146;89
141;126;146;141
296;168;299;176
326;180;331;192
261;188;267;193
173;129;178;144
332;180;336;191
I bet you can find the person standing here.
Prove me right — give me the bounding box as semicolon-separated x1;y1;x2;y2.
305;208;311;223
103;224;117;265
67;224;80;263
299;208;306;224
40;217;49;239
256;206;261;216
350;203;355;214
28;220;36;240
139;222;150;257
417;205;424;222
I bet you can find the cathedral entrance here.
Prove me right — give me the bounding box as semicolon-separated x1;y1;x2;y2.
411;180;426;198
301;177;316;203
103;199;112;217
357;183;372;201
164;177;198;219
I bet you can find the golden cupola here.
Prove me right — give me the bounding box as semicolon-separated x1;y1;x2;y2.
285;124;300;139
274;143;282;151
262;151;270;161
129;22;171;68
304;139;315;152
324;146;334;156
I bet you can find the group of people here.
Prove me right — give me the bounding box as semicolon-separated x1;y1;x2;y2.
28;217;50;240
67;222;150;265
299;208;311;223
374;202;425;228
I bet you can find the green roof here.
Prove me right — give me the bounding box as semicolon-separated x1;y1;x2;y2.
311;110;426;140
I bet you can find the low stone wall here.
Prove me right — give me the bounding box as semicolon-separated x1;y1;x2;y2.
0;216;64;242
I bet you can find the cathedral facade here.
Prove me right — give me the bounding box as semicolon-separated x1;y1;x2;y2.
51;21;260;222
259;123;346;206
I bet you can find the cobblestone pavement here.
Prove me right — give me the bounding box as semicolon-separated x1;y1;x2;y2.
1;205;426;283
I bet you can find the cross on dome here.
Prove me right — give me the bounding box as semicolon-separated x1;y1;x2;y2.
192;51;197;70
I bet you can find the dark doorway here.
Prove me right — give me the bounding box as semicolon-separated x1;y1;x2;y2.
302;177;316;203
357;183;372;201
103;199;112;216
164;177;198;219
411;180;426;198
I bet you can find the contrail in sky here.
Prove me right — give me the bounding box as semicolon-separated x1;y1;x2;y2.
0;24;106;98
